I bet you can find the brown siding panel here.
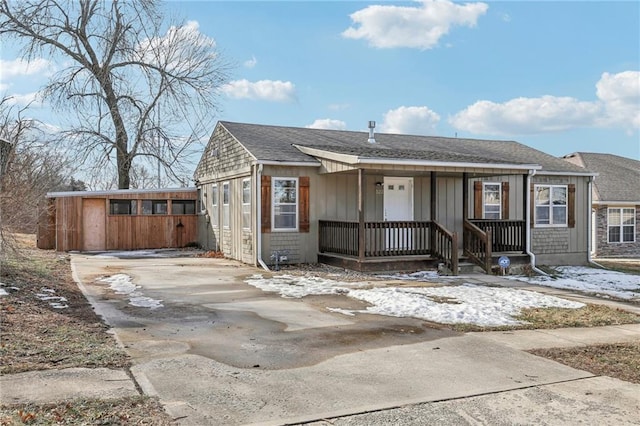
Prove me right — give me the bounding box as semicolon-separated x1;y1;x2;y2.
473;181;482;218
568;183;576;228
299;176;310;233
501;181;509;220
261;176;272;233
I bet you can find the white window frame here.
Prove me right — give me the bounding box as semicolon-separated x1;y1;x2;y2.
534;184;567;227
482;182;501;220
222;181;230;229
242;178;251;230
608;207;636;243
211;184;219;228
200;187;207;213
272;177;298;232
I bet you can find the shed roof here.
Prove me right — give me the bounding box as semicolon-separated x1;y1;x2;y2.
562;152;640;202
219;121;590;174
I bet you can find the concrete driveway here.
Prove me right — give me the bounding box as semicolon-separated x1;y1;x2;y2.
71;253;640;425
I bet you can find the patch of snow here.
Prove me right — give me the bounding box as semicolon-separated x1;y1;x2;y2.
377;270;448;281
245;275;584;326
0;288;8;297
508;266;640;301
245;274;369;298
326;307;357;316
93;249;197;259
97;274;163;309
35;288;69;309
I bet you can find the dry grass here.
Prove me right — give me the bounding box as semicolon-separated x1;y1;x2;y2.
0;235;174;424
530;341;640;384
0;397;173;425
594;258;640;275
452;304;640;332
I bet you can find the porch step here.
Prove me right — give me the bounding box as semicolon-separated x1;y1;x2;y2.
457;262;485;275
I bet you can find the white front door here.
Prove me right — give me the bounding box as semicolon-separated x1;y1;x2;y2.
384;177;413;250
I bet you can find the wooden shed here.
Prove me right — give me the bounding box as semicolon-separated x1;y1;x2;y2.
38;188;198;251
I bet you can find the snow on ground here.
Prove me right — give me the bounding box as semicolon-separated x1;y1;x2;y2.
246;274;584;326
508;266;640;301
36;287;69;309
97;274;163;309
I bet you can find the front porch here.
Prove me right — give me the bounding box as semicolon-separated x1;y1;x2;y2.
318;219;529;274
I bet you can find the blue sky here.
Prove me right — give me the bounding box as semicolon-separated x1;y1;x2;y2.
2;0;639;163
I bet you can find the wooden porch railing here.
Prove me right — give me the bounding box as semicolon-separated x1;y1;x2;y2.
431;221;458;274
468;219;525;253
318;220;432;257
463;219;492;273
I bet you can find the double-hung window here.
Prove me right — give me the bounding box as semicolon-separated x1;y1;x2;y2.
535;185;567;226
483;183;501;219
242;178;251;230
211;184;219;227
608;207;635;243
272;178;297;231
222;182;230;228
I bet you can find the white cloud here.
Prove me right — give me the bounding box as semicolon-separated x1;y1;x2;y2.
379;106;440;134
3;92;41;107
342;0;488;49
221;79;296;102
596;71;640;129
0;58;53;81
450;70;639;136
244;55;257;68
306;119;347;130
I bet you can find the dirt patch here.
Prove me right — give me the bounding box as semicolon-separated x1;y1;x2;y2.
530;341;640;384
0;235;173;424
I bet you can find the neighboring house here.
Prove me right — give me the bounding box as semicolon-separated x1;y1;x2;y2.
563;152;639;258
38;188;198;251
194;121;596;274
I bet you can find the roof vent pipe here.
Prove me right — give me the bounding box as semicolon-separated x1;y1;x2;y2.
368;120;376;144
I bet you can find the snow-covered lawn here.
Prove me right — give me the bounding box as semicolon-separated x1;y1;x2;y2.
508;266;640;301
245;274;584;327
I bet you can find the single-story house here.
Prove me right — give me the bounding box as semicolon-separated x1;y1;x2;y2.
38;188;198;251
562;152;639;258
194;121;596;274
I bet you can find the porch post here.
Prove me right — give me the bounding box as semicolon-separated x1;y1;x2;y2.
430;172;437;254
358;168;366;261
462;172;468;253
522;173;528;253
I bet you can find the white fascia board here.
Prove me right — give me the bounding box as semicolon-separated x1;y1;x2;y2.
356;157;541;171
535;170;598;177
593;200;639;206
47;187;196;198
255;160;321;167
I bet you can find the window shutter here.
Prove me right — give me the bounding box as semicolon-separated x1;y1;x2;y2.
261;176;271;233
474;181;482;218
530;183;535;228
299;176;310;233
568;183;576;228
501;182;509;220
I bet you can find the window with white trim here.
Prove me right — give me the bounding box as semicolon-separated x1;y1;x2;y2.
535;185;567;226
242;178;251;229
608;207;635;243
211;184;219;227
222;182;230;228
272;177;297;231
483;183;501;219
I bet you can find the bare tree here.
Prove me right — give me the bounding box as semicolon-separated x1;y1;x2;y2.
0;0;230;189
0;97;69;257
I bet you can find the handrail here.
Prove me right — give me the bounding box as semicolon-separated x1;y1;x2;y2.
431;220;458;275
468;219;525;252
463;219;492;273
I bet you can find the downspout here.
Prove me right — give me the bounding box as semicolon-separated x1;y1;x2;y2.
586;175;605;269
525;169;548;276
256;164;270;271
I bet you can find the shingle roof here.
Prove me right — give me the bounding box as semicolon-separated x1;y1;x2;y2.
220;121;590;173
563;152;640;202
